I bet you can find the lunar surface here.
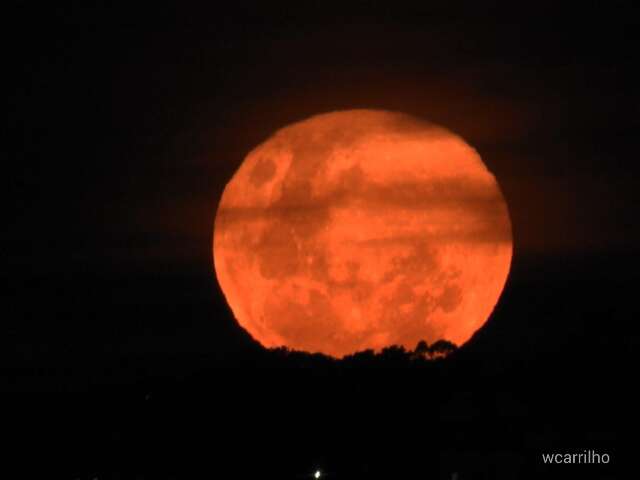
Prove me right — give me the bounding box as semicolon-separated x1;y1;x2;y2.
213;110;512;358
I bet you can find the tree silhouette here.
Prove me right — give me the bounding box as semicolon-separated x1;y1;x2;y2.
266;338;457;367
412;340;430;360
428;339;457;359
379;345;408;365
343;348;376;365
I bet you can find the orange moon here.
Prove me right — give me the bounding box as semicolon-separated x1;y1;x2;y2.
213;110;512;358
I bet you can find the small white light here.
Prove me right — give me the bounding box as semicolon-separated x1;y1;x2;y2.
314;470;321;479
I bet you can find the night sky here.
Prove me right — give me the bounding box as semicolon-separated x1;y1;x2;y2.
3;2;639;478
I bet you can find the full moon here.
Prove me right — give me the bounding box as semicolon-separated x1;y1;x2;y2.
213;110;512;358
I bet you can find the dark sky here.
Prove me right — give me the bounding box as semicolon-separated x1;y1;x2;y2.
4;2;640;368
